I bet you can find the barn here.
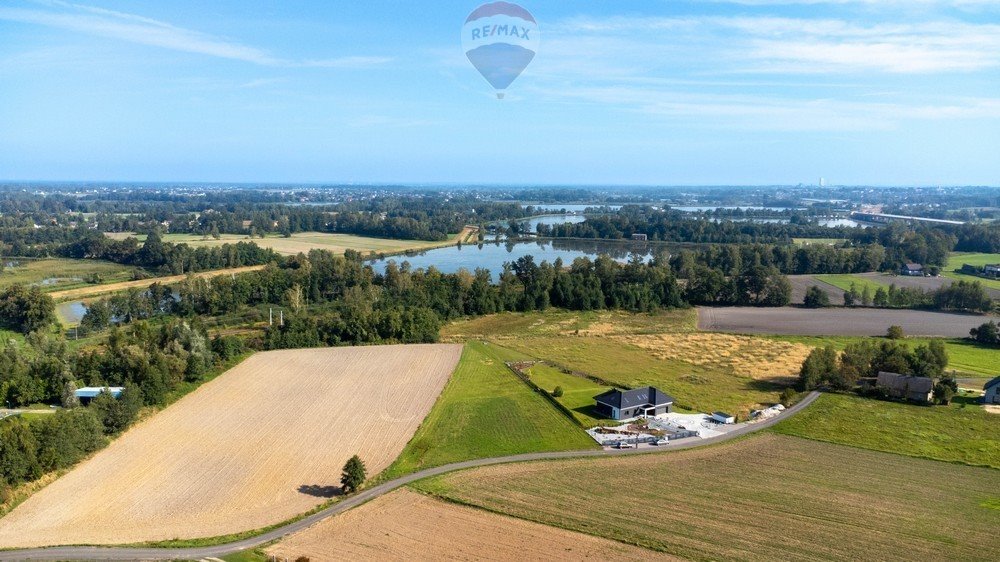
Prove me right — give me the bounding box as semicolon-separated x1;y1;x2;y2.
74;387;124;406
984;377;1000;405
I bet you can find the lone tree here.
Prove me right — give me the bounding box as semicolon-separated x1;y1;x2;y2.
341;455;366;494
803;285;830;308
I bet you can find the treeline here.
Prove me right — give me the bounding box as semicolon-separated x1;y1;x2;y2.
61;230;279;274
0;322;245;499
541;207;858;244
544;209;974;269
827;279;993;313
798;338;949;391
669;243;887;276
81;251;798;342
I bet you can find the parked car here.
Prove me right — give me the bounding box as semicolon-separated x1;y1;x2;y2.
653;438;669;446
615;441;636;449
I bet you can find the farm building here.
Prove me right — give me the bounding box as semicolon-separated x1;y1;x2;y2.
984;377;1000;405
711;412;736;424
984;264;1000;278
631;233;648;241
900;263;924;276
876;372;934;403
74;387;124;406
593;386;674;420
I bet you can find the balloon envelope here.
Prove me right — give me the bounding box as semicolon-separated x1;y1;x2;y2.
462;2;539;97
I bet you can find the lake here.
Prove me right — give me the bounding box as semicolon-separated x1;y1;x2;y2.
371;239;660;280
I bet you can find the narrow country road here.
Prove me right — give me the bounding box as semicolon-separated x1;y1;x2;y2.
0;392;821;562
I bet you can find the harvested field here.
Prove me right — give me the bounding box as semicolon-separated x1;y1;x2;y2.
615;333;812;380
786;274;844;304
107;228;477;257
441;309;697;341
47;265;266;302
415;434;1000;561
0;344;462;548
699;306;993;337
266;488;675;562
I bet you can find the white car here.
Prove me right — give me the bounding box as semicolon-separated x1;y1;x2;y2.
653;438;669;446
615;442;636;449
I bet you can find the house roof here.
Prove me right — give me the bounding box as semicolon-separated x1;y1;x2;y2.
594;386;674;409
876;372;934;396
903;263;923;270
985;376;1000;390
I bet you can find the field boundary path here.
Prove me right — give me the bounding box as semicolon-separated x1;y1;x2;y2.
0;392;820;561
48;265;268;302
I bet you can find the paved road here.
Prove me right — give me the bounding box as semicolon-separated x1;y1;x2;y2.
0;392;820;562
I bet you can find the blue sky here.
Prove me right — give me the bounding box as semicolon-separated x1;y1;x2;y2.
1;0;998;185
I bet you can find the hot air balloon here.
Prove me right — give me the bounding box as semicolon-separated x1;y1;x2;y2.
461;2;539;99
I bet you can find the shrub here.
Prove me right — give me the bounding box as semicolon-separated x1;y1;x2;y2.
780;387;797;406
803;286;830;308
552;386;564;398
886;325;905;340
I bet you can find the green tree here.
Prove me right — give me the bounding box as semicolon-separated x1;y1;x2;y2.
340;455;366;493
803;285;830;308
798;345;838;390
552;386;564;397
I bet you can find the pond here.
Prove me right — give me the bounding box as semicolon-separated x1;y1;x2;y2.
370;239;660;281
56;301;88;325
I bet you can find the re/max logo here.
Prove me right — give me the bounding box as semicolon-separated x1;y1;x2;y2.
470;24;531;41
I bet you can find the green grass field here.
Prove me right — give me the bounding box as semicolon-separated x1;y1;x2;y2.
380;341;597;480
107;229;475;257
414;434;999;561
768;334;998;377
814;273;887;293
0;259;137;292
445;309;806;417
792;238;846;246
523;362;613;427
773;393;1000;469
944;252;1000;290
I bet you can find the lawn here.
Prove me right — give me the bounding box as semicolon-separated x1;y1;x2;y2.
814;273;887;293
768;334;998;377
944;252;1000;290
773;392;1000;469
0;259;137;292
414;434;999;561
106;228;476;257
522;362;614;427
444;309;808;418
380;341;597;480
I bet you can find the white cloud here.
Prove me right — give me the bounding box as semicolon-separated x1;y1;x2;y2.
0;1;391;68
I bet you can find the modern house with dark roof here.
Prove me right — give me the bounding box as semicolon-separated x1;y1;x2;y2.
901;263;924;276
876;372;934;403
984;377;1000;405
593;386;674;420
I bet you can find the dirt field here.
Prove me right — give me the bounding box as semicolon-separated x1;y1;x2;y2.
699;306;993;337
47;265;266;301
415;434;999;561
787;274;844;304
266;488;675;562
0;344;462;548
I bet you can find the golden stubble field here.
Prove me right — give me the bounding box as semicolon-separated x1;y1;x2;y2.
0;344;462;548
266;488;679;562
